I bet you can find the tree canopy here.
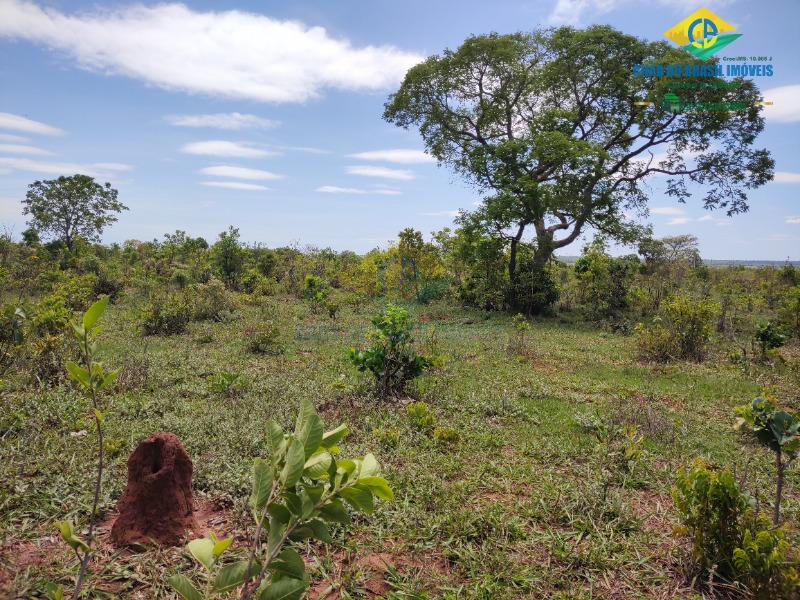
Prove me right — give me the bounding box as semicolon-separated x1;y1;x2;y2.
384;25;773;310
22;174;127;252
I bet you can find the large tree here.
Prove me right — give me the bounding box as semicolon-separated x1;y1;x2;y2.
22;174;127;252
384;26;773;309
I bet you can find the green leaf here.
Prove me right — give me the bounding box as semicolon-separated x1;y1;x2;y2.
319;499;350;524
358;476;394;501
306;519;333;543
213;537;232;557
71;321;85;339
321;423;349;449
287;526;314;542
250;458;274;512
303;450;332;480
359;453;380;478
96;368;121;392
257;577;307;600
339;484;374;514
213;560;251;593
83;296;109;331
167;574;204;600
296;402;324;460
267;516;286;556
281;437;305;488
92;408;104;426
283;491;303;517
269;547;305;580
44;582;64;600
187;537;215;572
58;520;89;553
267;503;291;525
267;420;287;467
65;361;91;389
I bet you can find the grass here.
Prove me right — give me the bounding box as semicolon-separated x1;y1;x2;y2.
0;292;798;598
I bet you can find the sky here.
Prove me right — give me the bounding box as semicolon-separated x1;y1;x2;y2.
0;0;798;261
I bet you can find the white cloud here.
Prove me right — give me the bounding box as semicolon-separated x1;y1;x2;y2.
0;157;132;178
651;207;686;215
666;217;692;225
347;149;435;164
697;215;714;222
0;133;30;142
761;86;800;123
0;111;65;136
0;143;53;156
422;210;460;217
166;112;279;130
471;200;483;206
346;165;415;180
317;186;366;194
0;1;423;103
200;181;270;191
316;185;401;195
774;172;800;184
786;216;800;225
181;141;278;158
198;165;283;180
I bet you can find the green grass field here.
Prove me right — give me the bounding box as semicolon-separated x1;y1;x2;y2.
1;293;797;599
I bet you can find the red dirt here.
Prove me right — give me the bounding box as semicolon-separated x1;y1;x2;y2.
111;432;199;547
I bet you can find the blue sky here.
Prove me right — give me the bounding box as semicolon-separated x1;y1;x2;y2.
0;0;797;260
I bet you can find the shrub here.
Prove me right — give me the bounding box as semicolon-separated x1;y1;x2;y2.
245;324;284;356
754;322;787;361
507;313;532;356
192;278;238;322
635;295;718;362
672;459;799;596
407;401;435;431
348;303;434;400
433;426;459;446
141;291;192;335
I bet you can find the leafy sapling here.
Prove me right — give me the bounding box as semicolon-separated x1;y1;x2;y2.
168;399;393;600
349;303;433;400
59;296;120;599
735;396;799;526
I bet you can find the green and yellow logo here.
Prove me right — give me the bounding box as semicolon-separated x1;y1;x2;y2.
664;7;741;60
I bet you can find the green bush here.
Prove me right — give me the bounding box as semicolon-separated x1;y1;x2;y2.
192;278;238;322
635;295;718;362
754;322;786;360
673;459;799;596
348;303;433;400
141;291;192;335
245;324;284;356
407;401;435;431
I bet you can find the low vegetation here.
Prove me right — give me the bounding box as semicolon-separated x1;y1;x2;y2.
0;227;798;599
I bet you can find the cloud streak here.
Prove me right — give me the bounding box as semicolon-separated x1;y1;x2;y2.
762;86;800;123
316;185;401;195
198;165;283;180
0;1;424;103
0;111;65;136
0;156;132;178
347;149;435;164
200;181;270;191
181;141;278;158
166;112;279;130
346;165;415;180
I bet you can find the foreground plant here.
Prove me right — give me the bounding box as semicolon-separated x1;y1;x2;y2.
735;396;799;526
673;459;799;596
168;399;393;600
53;296;120;599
